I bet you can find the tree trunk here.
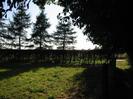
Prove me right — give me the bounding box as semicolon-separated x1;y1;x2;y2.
63;33;66;50
103;51;116;99
19;36;21;50
127;50;133;69
63;41;65;50
39;36;42;49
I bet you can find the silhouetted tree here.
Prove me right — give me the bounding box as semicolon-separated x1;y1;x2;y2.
7;21;18;49
0;0;55;18
53;19;76;50
9;3;31;50
0;18;13;49
57;0;133;65
0;18;7;48
31;9;52;49
1;0;133;64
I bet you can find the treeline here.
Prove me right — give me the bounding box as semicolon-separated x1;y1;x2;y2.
0;3;76;50
0;49;114;65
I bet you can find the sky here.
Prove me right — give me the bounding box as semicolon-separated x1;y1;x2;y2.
6;2;97;50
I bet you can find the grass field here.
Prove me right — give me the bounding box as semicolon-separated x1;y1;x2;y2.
0;58;130;99
0;66;87;99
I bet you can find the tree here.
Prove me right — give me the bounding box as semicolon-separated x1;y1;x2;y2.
57;0;114;48
9;3;31;50
7;21;18;49
0;18;13;49
57;0;133;64
57;1;133;98
0;18;7;48
53;19;76;50
31;9;52;49
0;0;55;18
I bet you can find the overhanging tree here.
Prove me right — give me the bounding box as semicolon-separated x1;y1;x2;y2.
56;1;133;98
0;0;55;18
31;9;52;49
53;19;76;50
57;0;133;65
1;0;133;61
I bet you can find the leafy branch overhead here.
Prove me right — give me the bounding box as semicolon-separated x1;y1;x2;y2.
0;0;55;18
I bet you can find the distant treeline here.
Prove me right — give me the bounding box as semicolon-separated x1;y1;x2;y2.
0;49;117;66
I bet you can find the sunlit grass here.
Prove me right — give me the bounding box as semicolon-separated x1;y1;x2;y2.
116;59;130;70
0;58;129;98
0;66;86;99
0;68;10;72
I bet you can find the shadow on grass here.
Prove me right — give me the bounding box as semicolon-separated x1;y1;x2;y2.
1;63;133;99
0;63;54;80
112;68;133;99
0;63;100;81
67;65;133;99
66;65;104;99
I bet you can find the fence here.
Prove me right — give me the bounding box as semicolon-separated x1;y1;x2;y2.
0;49;116;66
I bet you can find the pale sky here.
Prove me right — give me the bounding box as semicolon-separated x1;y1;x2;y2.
7;2;97;50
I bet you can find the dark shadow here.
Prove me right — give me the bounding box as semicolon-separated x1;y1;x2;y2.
0;63;53;80
112;68;133;99
67;65;133;99
0;63;101;81
67;65;104;99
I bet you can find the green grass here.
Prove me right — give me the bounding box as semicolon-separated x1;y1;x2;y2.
116;59;130;70
0;58;129;99
0;66;86;99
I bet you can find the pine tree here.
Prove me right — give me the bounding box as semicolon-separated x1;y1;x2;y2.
7;21;17;49
0;18;11;49
31;9;51;49
8;3;31;50
0;18;7;49
53;20;76;50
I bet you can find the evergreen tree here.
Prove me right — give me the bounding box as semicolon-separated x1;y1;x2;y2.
0;18;7;49
31;10;51;49
0;18;12;49
7;21;17;49
9;3;31;50
53;20;76;50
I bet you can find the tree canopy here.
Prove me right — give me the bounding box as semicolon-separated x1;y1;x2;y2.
1;0;132;52
0;0;55;18
57;0;132;51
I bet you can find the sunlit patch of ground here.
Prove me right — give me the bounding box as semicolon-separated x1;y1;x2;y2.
116;59;130;70
0;66;86;99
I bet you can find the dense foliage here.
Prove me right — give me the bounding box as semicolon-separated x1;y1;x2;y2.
57;0;133;65
0;0;55;18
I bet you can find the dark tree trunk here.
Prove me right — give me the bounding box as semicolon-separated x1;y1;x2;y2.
127;50;133;68
39;36;42;49
19;36;21;50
